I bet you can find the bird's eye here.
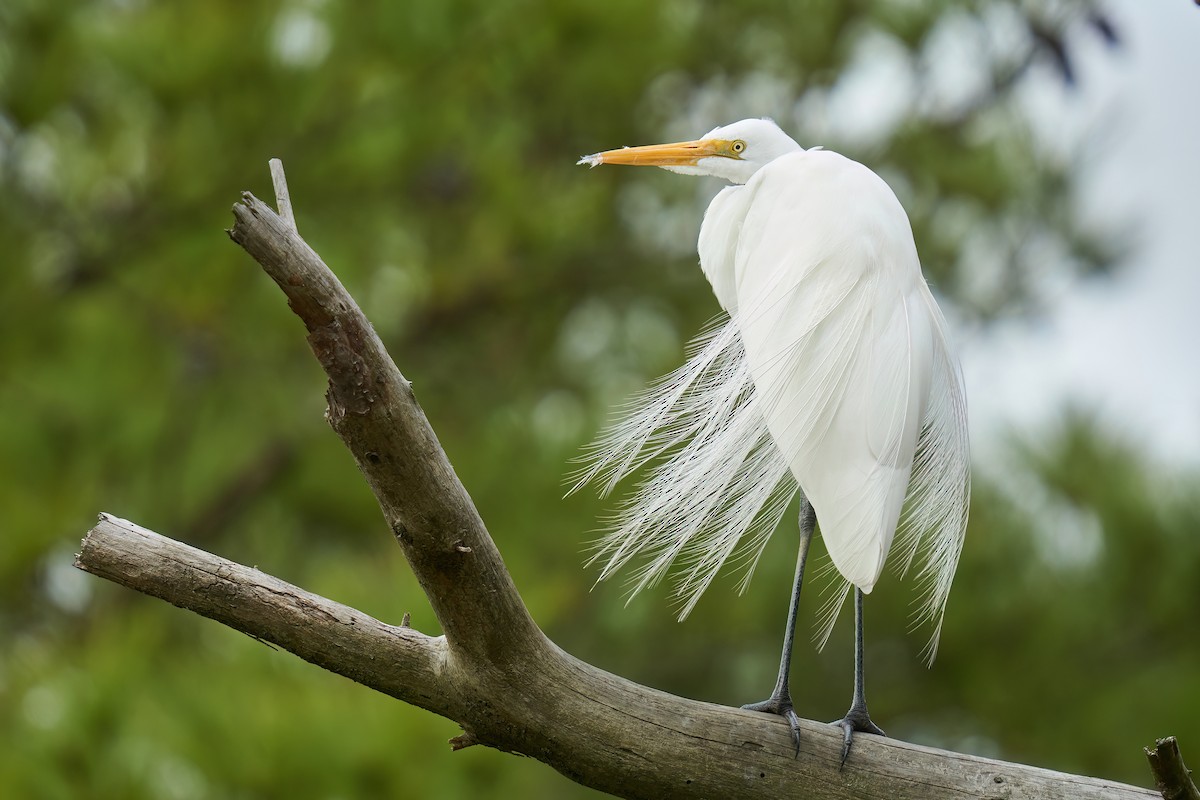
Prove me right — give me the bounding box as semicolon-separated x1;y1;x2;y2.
731;140;746;154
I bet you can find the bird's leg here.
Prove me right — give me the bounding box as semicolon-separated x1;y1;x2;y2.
831;587;885;767
741;498;815;755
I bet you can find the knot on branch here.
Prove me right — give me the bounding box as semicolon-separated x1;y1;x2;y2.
449;730;480;751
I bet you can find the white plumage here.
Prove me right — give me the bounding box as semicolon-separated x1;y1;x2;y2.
575;118;969;659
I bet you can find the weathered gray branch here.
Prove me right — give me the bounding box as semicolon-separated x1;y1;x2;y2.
268;157;296;233
72;177;1167;799
74;513;1157;800
75;514;458;719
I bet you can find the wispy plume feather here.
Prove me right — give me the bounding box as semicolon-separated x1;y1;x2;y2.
569;317;798;618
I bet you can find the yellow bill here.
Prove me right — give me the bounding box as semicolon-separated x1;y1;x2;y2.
578;138;743;168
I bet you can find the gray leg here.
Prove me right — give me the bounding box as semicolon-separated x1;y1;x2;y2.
832;587;885;767
741;498;815;755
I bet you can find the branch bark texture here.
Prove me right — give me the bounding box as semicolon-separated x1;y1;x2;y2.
72;185;1165;799
76;515;457;720
1146;737;1200;800
76;514;1156;800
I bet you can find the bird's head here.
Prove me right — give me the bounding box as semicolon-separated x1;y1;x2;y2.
578;118;801;185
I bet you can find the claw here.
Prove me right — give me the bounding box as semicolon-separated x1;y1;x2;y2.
831;707;885;768
782;707;802;755
742;697;802;756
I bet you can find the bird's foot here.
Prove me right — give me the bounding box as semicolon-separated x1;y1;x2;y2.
830;705;884;768
741;694;802;756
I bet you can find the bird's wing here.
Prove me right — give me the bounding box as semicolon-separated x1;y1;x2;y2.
732;151;932;592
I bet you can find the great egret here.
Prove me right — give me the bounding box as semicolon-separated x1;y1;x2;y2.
574;118;970;761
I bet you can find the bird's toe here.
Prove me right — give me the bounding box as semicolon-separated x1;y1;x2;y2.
831;707;885;768
741;695;803;756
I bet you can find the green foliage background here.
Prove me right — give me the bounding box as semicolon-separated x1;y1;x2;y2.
1;1;1196;797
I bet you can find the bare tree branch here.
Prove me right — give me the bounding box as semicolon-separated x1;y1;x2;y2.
1146;737;1200;800
71;170;1167;799
75;514;458;719
74;513;1158;800
269;157;297;233
224;189;544;672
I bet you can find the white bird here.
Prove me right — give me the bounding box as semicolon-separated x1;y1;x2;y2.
574;118;970;761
